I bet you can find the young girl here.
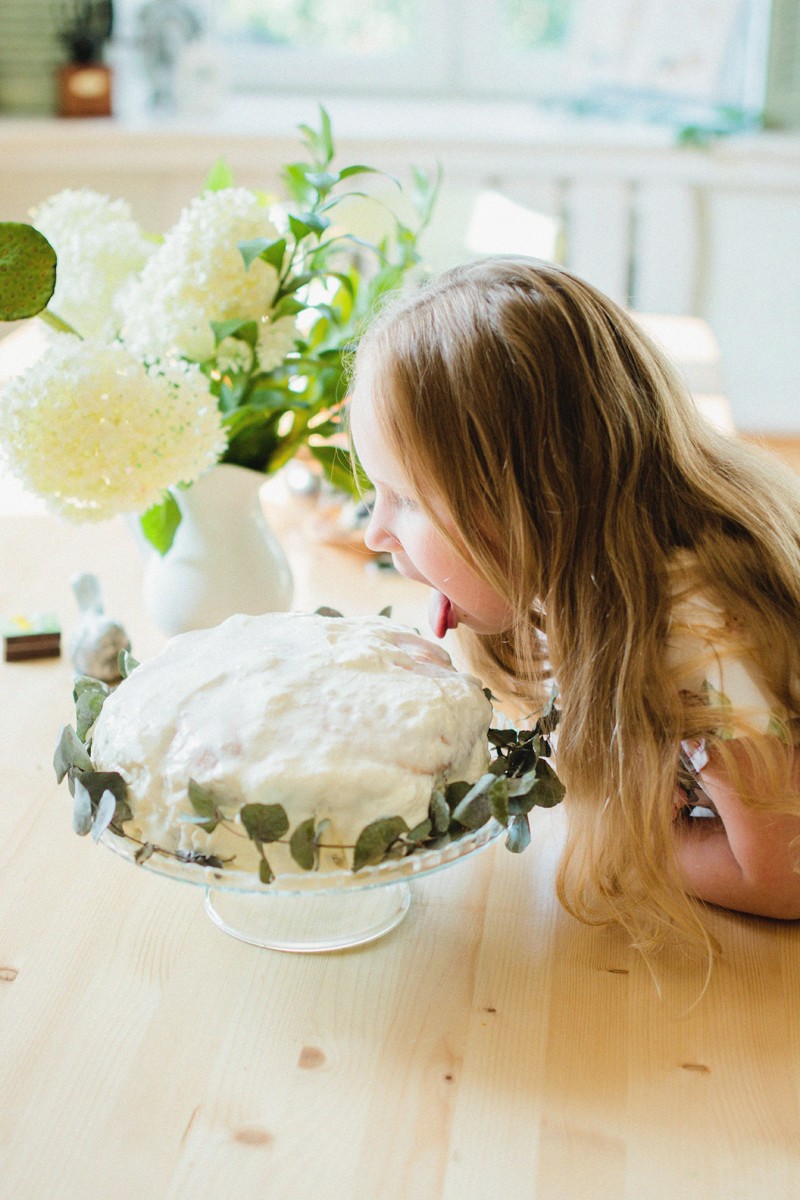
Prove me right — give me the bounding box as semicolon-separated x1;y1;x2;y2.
348;255;800;956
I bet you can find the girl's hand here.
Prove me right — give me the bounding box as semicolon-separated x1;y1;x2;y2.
672;740;800;920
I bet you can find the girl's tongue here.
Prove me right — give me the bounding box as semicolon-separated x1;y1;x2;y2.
428;589;458;639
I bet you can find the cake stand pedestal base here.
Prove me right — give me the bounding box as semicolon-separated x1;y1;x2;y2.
204;882;412;952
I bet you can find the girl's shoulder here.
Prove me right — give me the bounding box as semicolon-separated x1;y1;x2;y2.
664;550;791;740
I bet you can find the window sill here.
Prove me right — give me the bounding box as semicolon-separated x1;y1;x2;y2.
3;92;800;157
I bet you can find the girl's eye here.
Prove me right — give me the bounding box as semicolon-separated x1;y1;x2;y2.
395;493;419;513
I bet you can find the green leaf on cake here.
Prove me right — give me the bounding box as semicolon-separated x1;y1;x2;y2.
451;774;495;830
188;779;220;833
72;777;94;836
405;818;433;845
289;817;317;870
69;767;130;837
528;759;566;808
241;802;290;844
353;816;409;871
444;780;472;812
54;724;94;783
487;777;510;826
73;676;111;741
505;813;531;854
91;789;118;842
118;649;140;679
429;789;451;834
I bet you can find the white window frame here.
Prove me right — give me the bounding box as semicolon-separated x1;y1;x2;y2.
115;0;773;112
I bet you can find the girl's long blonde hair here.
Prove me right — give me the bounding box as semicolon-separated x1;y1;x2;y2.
352;256;800;956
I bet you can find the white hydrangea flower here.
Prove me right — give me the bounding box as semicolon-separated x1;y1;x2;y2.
214;336;253;376
32;189;153;340
121;188;291;363
0;336;227;521
257;314;299;371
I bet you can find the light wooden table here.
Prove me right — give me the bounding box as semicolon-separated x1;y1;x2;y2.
1;482;800;1200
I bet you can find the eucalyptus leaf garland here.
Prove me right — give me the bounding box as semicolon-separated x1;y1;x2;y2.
54;654;565;881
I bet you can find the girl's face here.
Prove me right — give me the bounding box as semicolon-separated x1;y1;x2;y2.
349;389;513;639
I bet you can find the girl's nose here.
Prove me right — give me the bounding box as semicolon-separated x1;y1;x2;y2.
363;499;399;554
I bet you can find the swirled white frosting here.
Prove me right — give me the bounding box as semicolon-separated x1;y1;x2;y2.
90;612;492;875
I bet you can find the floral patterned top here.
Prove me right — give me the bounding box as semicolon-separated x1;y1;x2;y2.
665;559;796;812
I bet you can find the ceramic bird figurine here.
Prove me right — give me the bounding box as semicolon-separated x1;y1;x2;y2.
68;572;131;683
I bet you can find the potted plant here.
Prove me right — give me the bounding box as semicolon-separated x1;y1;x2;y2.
55;0;115;117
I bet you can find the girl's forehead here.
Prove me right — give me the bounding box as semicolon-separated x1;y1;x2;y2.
350;388;414;488
349;389;390;458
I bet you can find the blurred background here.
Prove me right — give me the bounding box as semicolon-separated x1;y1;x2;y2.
1;0;799;434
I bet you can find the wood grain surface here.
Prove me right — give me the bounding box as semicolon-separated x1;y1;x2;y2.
2;480;800;1200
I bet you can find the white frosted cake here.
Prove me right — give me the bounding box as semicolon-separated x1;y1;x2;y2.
89;612;493;877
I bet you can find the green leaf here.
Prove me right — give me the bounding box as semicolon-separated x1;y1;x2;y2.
140;493;182;556
488;728;518;749
0;222;57;320
73;676;111;741
444;779;472;811
91;789;117;842
406;818;433;843
289;817;317;870
72;777;94;836
275;271;316;299
218;372;251;413
451;774;495;830
187;779;219;833
270;294;305;320
505;814;532;854
70;769;130;836
203;158;235;192
239;236;287;272
429;789;451;834
297;106;335;168
54;724;93;783
241;802;290;844
77;769;128;810
259;857;275;885
338;164;398;187
210;318;258;349
282;163;316;206
528;760;566;809
353;816;409;871
308;444;364;498
118;649;139;679
221;407;280;471
288;212;330;241
487;777;510;826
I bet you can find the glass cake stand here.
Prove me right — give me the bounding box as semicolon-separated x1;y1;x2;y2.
100;819;504;954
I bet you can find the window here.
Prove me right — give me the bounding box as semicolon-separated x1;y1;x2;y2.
118;0;773;123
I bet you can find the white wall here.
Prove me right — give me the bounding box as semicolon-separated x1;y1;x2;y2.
1;98;799;431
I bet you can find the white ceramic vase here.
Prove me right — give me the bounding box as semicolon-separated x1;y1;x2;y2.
138;464;294;637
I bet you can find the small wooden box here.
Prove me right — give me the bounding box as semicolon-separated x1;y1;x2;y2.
2;614;61;662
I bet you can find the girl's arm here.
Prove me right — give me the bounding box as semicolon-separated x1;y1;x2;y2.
672;741;800;919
